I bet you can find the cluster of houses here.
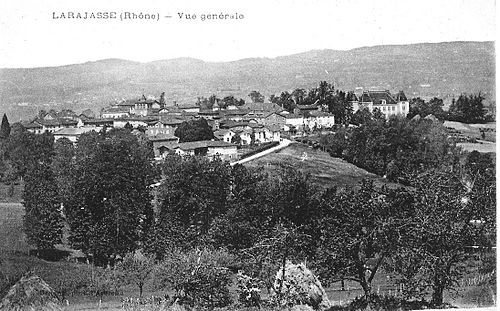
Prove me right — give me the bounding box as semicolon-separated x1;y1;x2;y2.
21;90;409;161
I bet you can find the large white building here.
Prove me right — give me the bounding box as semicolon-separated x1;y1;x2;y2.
349;90;409;118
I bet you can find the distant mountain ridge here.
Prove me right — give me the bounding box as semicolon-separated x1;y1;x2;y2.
0;41;494;121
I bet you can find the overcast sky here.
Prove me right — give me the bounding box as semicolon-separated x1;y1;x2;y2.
0;0;496;68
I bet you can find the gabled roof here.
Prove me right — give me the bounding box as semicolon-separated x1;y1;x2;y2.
37;119;62;127
395;91;408;102
150;118;185;126
136;98;158;105
346;92;359;102
243;102;283;112
148;134;179;142
80;109;95;118
221;109;250;116
214;129;235;138
83;118;114;125
247;123;264;129
168;140;235;151
59;119;78;126
53;127;96;136
296;103;319;111
220;120;250;128
44;111;59;119
103;107;130;114
116;99;136;107
23;121;42;129
266;125;282;132
282;113;304;119
360;90;397;105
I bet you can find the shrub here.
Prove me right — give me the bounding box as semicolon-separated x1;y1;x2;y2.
155;248;234;309
236;271;261;307
118;250;155;297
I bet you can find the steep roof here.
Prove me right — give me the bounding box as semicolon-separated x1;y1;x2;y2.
395;91;408;102
346;92;359;102
360;91;397;105
148;134;179;142
80;109;95;118
23;121;42;129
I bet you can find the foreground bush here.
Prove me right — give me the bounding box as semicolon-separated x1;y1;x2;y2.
273;262;331;310
155;248;234;308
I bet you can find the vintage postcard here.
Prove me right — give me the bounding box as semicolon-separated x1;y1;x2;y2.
0;0;496;310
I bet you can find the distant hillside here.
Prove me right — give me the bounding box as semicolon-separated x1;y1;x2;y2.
0;41;494;121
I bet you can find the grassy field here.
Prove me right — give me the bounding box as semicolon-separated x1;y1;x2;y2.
0;182;23;203
444;121;496;142
0;203;29;253
244;142;399;190
457;142;497;153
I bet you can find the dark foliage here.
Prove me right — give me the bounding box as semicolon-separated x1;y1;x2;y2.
0;114;11;139
64;129;155;266
23;163;63;251
447;93;492;123
407;97;446;120
174;118;214;143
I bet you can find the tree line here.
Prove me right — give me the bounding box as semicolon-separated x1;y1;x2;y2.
318;114;461;182
11;120;488;306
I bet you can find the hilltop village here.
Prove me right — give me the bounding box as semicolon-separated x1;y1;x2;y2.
0;81;495;311
20;89;409;161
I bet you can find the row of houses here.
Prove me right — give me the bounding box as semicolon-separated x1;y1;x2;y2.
21;90;408;161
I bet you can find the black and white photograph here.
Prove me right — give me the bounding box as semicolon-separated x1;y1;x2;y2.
0;0;496;310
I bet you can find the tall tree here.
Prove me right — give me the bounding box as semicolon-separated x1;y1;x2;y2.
23;163;63;251
154;155;232;250
315;181;414;300
248;91;265;103
447;93;487;123
65;129;155;266
0;114;11;139
392;167;494;306
51;137;75;207
118;251;155;297
6;130;54;179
